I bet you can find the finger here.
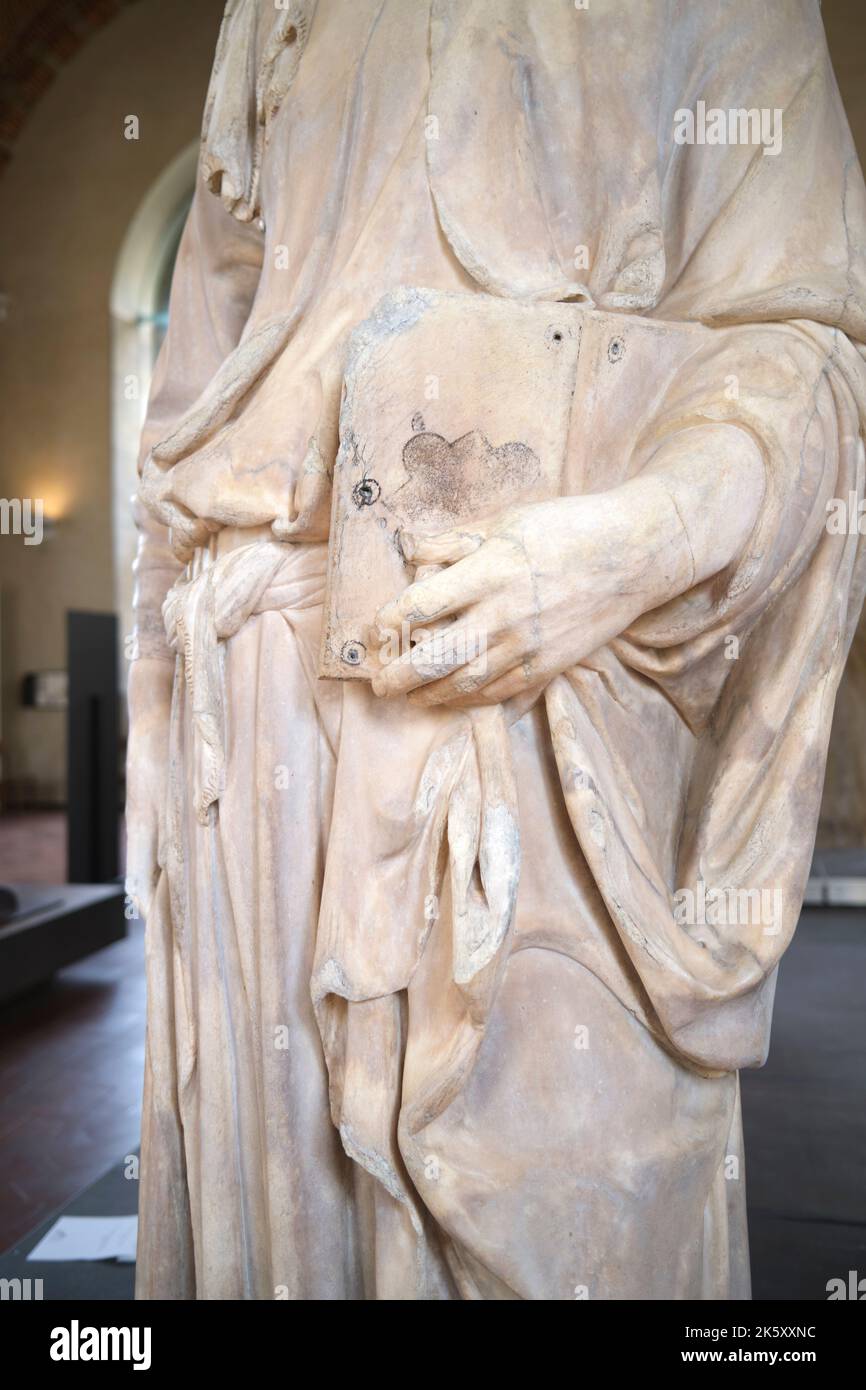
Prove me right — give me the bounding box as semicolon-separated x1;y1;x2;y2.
372;621;483;698
483;666;546;706
413;562;445;585
407;643;514;707
376;549;489;634
448;665;543;708
408;635;547;708
402;525;487;566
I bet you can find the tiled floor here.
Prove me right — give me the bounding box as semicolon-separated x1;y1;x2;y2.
0;808;142;1250
0;811;67;884
0;920;145;1251
741;906;866;1299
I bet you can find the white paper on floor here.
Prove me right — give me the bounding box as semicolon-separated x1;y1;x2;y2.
27;1215;138;1263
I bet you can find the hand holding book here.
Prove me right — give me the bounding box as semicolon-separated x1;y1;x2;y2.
371;424;765;708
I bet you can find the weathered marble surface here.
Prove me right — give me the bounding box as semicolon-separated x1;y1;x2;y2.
127;0;866;1299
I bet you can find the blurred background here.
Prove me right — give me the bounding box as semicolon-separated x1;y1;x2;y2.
0;0;863;1300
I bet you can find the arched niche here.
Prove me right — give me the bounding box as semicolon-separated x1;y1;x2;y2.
110;141;197;670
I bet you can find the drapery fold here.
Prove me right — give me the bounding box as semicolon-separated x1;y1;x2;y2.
133;0;866;1298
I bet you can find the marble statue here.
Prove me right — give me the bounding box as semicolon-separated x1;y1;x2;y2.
126;0;866;1299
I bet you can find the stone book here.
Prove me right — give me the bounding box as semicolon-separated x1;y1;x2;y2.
319;288;710;680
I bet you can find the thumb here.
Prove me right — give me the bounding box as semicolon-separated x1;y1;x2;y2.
402;524;487;566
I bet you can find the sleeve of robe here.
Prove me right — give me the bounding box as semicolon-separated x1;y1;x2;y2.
537;2;866;1075
546;317;866;1075
131;173;264;661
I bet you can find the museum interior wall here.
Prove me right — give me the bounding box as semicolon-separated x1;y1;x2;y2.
0;0;223;807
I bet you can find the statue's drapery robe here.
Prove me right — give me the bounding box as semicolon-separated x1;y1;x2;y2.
133;0;866;1299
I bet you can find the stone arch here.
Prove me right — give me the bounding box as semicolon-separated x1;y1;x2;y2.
110;140;196;658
